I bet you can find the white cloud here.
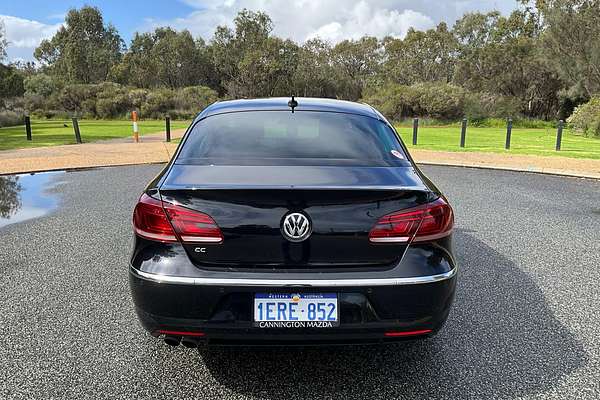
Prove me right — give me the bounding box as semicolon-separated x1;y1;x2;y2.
145;0;519;44
306;4;434;42
1;15;62;48
145;0;436;43
1;0;520;61
0;15;62;61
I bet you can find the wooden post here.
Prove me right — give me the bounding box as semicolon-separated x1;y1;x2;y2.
165;116;171;142
25;115;32;141
555;120;564;151
505;118;512;150
460;118;467;148
132;111;139;143
72;117;82;144
412;118;418;145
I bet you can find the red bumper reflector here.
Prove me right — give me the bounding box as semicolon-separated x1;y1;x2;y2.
384;329;432;337
157;330;206;337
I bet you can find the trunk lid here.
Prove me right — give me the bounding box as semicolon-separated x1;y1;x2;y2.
160;165;432;270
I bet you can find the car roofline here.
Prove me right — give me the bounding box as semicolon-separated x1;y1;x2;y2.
193;97;382;123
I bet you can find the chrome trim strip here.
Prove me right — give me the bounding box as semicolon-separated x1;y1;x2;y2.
129;265;457;287
369;237;410;243
181;236;223;243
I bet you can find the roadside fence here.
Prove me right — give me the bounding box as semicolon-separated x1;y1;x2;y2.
409;117;567;152
19;114;174;144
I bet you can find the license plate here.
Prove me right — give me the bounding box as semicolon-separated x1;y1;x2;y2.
253;293;339;328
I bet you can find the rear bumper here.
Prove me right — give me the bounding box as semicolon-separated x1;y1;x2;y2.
130;265;456;286
129;265;457;345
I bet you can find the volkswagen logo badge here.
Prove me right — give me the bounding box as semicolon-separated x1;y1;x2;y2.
281;212;312;242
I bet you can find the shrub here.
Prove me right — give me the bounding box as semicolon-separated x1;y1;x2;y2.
567;97;600;137
10;82;219;120
140;88;176;119
0;110;24;127
53;84;100;114
0;98;26;127
175;86;218;114
24;74;58;98
464;93;522;121
128;89;148;109
362;82;465;120
362;84;418;120
24;94;46;113
95;83;131;118
0;64;25;98
139;86;217;119
31;109;71;119
411;83;466;120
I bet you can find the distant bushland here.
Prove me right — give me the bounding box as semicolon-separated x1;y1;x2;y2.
1;1;600;127
22;81;218;120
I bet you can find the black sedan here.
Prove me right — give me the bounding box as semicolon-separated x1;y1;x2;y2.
129;97;457;347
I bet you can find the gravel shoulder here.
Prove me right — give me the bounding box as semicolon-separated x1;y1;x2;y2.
411;148;600;179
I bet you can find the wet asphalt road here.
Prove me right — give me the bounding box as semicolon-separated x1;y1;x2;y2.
0;164;599;399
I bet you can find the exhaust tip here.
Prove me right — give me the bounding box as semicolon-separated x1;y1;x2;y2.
156;330;205;347
163;335;181;346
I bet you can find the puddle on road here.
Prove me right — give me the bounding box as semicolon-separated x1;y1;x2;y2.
0;171;64;229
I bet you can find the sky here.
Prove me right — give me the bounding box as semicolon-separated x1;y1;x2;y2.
0;0;520;62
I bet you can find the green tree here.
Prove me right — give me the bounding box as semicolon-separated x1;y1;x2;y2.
331;36;381;100
34;6;124;84
536;0;600;97
210;9;299;97
383;23;458;85
0;65;24;98
110;31;157;87
228;37;298;97
293;38;337;98
113;28;214;89
211;9;273;89
453;10;562;118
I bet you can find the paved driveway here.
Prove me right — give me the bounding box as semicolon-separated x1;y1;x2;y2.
0;164;598;399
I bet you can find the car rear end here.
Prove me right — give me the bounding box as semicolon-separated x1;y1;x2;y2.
129;99;457;347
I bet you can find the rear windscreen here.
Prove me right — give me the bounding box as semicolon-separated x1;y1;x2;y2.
177;111;409;166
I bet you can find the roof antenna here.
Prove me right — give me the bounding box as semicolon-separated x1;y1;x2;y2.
288;95;298;113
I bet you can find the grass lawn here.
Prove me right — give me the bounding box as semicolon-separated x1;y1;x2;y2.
0;119;191;151
394;124;600;159
2;119;599;160
166;126;600;160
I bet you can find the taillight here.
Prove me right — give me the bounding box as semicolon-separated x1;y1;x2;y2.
369;197;453;243
133;194;178;242
163;203;223;243
133;193;223;244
